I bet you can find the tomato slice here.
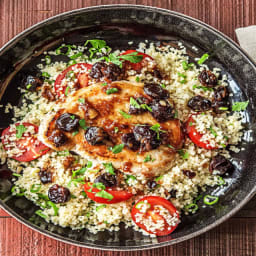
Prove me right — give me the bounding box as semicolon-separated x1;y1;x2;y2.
84;182;133;204
186;115;217;150
1;122;49;162
131;196;180;236
54;63;92;97
120;50;153;71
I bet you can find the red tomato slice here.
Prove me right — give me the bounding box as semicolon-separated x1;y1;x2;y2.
54;63;92;97
1;122;49;162
131;196;180;236
120;50;153;71
84;182;133;204
186;115;217;150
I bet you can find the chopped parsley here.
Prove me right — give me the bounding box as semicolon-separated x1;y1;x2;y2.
219;107;228;111
81;191;87;198
150;123;166;140
95;190;113;200
65;86;70;96
84;39;111;59
197;53;209;65
209;126;217;138
135;76;140;82
78;98;85;104
70;115;75;120
41;72;50;78
232;101;249;111
45;55;51;65
126;175;136;184
130;97;141;109
47;201;59;216
35;210;47;219
56;44;75;55
30;184;41;193
193;84;214;92
160;83;166;88
103;162;115;175
114;127;119;133
16;125;27;139
182;61;194;70
155;175;163;182
177;72;187;79
72;131;78;136
26;84;32;89
143;155;155;162
119;110;131;119
141;104;152;112
111;144;124;154
177;149;189;159
70;52;83;60
180;79;187;84
106;88;118;95
101;82;108;86
96;204;106;211
79;119;88;130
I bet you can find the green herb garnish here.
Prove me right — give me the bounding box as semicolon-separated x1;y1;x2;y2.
119;110;131;119
78;98;85;104
178;72;187;79
12;173;21;177
111;144;124;154
193;84;214;92
143;155;152;163
26;84;32;89
70;52;83;60
177;149;189;159
95;190;114;200
209;126;217;138
160;83;166;88
197;53;209;65
106;88;118;95
65;86;70;96
72;131;78;136
135;76;140;82
101;82;108;86
185;203;198;213
79;119;88;130
150;123;166;140
47;201;59;216
35;210;47;219
30;184;41;193
203;195;219;205
16;125;27;139
103;162;115;175
96;204;106;211
125;175;136;184
114;127;119;133
45;55;51;65
232;101;249;111
42;72;50;78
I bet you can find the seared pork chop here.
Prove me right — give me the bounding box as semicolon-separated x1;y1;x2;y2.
39;81;183;177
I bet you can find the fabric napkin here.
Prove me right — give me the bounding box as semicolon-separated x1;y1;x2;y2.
235;25;256;62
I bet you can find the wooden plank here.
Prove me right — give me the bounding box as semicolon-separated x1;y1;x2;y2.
0;217;255;256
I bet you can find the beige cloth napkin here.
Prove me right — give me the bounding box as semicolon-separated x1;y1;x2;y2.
235;25;256;62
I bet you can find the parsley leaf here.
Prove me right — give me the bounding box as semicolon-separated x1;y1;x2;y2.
65;86;70;96
111;144;124;154
95;190;114;200
130;97;141;109
96;204;106;211
141;104;152;112
119;52;143;63
209;126;217;138
177;149;189;160
16;125;27;139
78;98;85;104
144;155;154;162
103;162;115;175
232;101;249;111
114;127;119;133
79;119;88;130
119;110;131;119
106;88;118;95
150;123;166;140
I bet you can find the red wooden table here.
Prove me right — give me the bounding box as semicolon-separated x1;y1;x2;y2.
0;1;256;255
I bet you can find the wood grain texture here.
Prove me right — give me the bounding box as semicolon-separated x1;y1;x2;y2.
0;0;256;255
